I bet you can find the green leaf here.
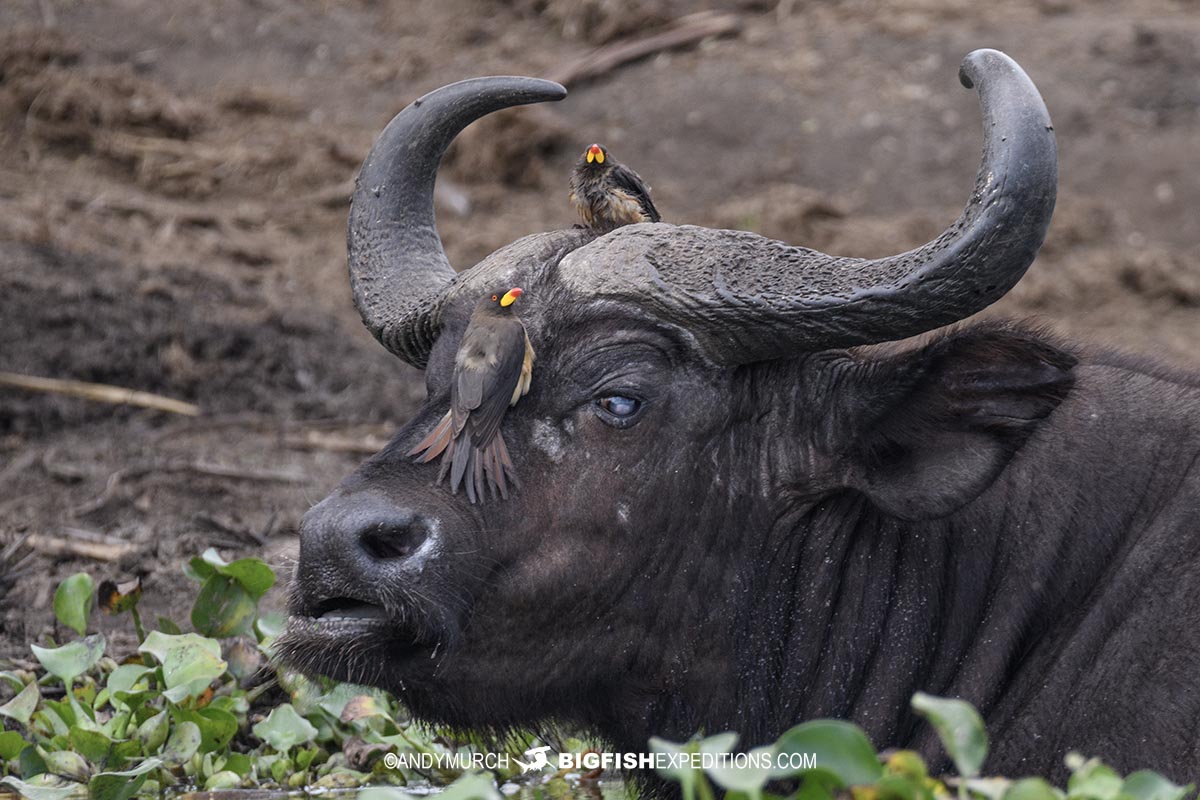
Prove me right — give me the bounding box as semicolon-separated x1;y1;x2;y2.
186;549;274;598
255;610;286;641
0;729;26;760
885;750;928;783
18;743;49;778
218;557;275;599
67;726;113;764
707;745;775;798
966;777;1016;800
650;736;703;800
43;749;91;781
1006;778;1067;800
270;755;291;783
0;669;26;692
438;771;503;800
224;752;252;777
796;772;842;800
36;701;73;737
171;706;238;752
89;757;162;800
205;770;242;790
137;631;225;702
107;690;154;718
911;692;988;779
105;664;152;697
337;693;387;723
161;720;202;766
185;548;225;582
135;709;170;753
0;777;83;800
771;720;883;786
1068;759;1124;800
1121;772;1194;800
156;617;182;635
699;731;740;756
295;746;317;771
252;703;319;752
191;575;257;638
53;573;95;636
876;773;921;800
0;679;41;724
31;634;106;683
108;739;142;770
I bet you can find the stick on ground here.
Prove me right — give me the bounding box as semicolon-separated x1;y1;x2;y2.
548;11;742;87
0;371;201;416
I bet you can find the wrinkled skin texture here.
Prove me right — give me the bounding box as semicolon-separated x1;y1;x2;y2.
281;236;1200;782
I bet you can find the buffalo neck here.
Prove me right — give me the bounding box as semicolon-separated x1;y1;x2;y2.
599;353;1200;765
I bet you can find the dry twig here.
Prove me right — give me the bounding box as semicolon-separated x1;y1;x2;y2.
0;371;201;416
548;11;741;87
26;530;132;562
73;460;304;516
284;430;389;455
194;512;266;547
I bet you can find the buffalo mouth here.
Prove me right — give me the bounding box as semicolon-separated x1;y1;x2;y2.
295;596;391;634
277;592;446;681
283;596;435;647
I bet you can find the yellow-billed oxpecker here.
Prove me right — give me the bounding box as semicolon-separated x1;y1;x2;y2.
408;287;534;503
569;143;661;231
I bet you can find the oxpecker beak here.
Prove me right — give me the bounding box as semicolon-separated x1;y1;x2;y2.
586;144;604;165
500;287;523;307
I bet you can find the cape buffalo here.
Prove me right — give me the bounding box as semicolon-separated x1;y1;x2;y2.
279;50;1200;781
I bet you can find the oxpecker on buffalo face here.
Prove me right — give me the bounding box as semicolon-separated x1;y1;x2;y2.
408;287;533;503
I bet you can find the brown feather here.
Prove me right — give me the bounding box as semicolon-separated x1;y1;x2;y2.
409;410;454;462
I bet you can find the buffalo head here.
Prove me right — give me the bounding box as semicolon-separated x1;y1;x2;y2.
280;50;1070;754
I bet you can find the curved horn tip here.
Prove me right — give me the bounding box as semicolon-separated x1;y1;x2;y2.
958;48;1023;90
418;75;567;105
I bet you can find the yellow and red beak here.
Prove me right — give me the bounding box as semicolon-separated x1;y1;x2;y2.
499;287;523;307
585;144;605;165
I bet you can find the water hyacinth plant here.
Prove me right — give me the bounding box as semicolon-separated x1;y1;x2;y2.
0;552;1194;800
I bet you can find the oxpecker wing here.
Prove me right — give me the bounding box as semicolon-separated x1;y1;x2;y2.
607;162;660;223
409;288;534;504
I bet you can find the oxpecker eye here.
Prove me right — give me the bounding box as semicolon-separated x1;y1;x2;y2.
596;395;643;427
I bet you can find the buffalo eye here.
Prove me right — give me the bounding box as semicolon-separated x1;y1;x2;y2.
595;395;644;427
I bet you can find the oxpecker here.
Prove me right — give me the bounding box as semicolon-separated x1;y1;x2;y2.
409;288;534;503
569;143;661;231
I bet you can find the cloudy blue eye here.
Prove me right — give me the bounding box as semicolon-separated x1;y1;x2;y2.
596;395;643;426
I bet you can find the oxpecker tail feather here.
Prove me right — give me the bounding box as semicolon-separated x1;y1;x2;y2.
409;411;454;462
496;433;519;488
413;418;519;503
471;450;485;504
450;433;473;497
481;434;511;500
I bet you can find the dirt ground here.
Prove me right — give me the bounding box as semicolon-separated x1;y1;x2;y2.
0;0;1197;658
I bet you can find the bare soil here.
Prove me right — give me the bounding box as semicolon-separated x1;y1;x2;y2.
0;0;1197;657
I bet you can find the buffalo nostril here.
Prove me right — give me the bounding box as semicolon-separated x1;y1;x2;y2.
357;514;432;562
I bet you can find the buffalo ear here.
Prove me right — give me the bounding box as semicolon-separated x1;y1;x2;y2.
838;325;1077;521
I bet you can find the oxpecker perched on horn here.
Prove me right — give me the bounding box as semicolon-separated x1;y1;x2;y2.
570;143;661;232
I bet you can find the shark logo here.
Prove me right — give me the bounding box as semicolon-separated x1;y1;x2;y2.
514;745;552;773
